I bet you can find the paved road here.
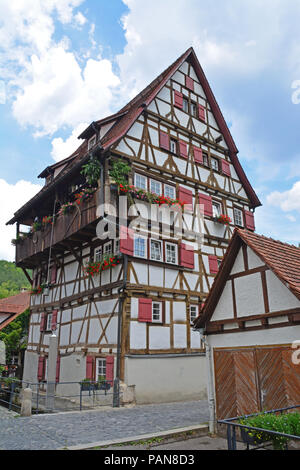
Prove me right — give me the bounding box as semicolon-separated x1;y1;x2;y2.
0;400;209;450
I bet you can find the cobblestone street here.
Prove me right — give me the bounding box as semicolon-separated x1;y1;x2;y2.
0;400;209;450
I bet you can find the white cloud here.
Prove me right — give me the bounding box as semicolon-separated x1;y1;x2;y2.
12;47;120;136
267;181;300;213
51;122;88;162
0;179;42;261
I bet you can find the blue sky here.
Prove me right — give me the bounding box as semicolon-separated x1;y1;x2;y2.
0;0;300;260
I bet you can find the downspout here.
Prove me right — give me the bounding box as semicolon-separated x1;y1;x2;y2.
194;328;216;434
113;253;128;407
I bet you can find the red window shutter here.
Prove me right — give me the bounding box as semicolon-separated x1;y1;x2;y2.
221;160;231;177
40;313;46;332
185;76;194;91
159;130;170;151
51;264;57;284
106;356;114;386
119;226;134;256
208;255;219;274
37;356;45;382
138;298;152;322
180;243;195;269
51;309;58;331
178;186;193;209
86;356;94;380
198;105;206;122
244;210;255;231
179;140;188;159
198;193;213;217
193;147;203;164
56;356;61;383
174;90;183;109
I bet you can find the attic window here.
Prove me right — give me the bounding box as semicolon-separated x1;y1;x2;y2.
88;134;97;150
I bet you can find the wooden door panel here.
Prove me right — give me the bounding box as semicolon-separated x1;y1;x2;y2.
214;350;237;420
282;348;300;407
234;350;260;416
256;348;288;411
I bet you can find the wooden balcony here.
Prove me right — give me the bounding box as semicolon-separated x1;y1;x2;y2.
16;190;100;268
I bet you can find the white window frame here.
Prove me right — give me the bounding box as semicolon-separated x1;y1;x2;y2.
203;153;209;167
191;102;197;117
150;239;163;262
46;313;52;332
114;239;120;254
233;208;244;227
190;305;198;323
134;173;147;191
152;301;163;323
88;134;97;150
165;242;178;265
134;235;148;259
164;184;176;200
211;157;219;171
150;179;162;195
96;358;106;381
212;201;222;218
103;241;113;256
170;138;177;154
94;247;102;262
182;97;189;113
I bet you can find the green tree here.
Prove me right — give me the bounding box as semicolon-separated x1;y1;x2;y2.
0;309;30;364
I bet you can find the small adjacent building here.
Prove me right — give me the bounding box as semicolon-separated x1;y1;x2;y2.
0;292;30;331
194;228;300;420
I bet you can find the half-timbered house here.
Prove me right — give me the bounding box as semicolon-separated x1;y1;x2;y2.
194;228;300;420
7;47;261;404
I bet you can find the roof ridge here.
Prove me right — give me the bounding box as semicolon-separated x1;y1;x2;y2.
237;228;300;251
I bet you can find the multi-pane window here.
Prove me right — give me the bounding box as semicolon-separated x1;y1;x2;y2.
165;242;177;264
150;240;162;261
211;157;219;171
46;313;52;331
152;302;162;323
170;139;178;154
164;184;176;200
103;241;113;255
191;102;198;117
212;201;222;218
134;236;147;258
94;247;102;262
96;358;106;381
114;239;120;254
233;208;244;227
183;97;189;113
190;305;198;323
135;174;147;190
150;179;162;195
203;154;209;167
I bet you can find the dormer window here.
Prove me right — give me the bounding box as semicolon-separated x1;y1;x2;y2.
88;134;97;151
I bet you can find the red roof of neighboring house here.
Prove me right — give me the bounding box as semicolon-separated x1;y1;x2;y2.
7;47;261;225
195;229;300;329
0;292;30;330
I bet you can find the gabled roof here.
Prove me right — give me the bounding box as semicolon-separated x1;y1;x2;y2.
194;229;300;329
7;47;261;225
0;292;30;330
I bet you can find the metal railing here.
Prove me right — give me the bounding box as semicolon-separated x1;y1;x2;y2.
0;377;119;415
218;405;300;450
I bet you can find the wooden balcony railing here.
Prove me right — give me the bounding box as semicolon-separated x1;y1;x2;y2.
16;190;100;266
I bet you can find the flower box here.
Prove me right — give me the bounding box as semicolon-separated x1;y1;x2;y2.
214;214;231;225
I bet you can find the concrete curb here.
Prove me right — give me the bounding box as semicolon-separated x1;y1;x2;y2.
60;424;209;450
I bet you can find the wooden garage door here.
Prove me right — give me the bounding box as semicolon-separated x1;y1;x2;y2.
214;346;300;420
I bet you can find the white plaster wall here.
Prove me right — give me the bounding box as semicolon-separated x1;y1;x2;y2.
247;247;265;269
213;281;234;321
149;326;170;349
125;354;207;404
235;272;265;317
266;270;300;312
173;324;187;348
130;322;147;349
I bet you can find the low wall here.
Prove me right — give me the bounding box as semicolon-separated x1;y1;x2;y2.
124;353;207;404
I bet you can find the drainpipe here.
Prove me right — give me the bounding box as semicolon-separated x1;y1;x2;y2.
113;254;128;407
194;328;216;434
